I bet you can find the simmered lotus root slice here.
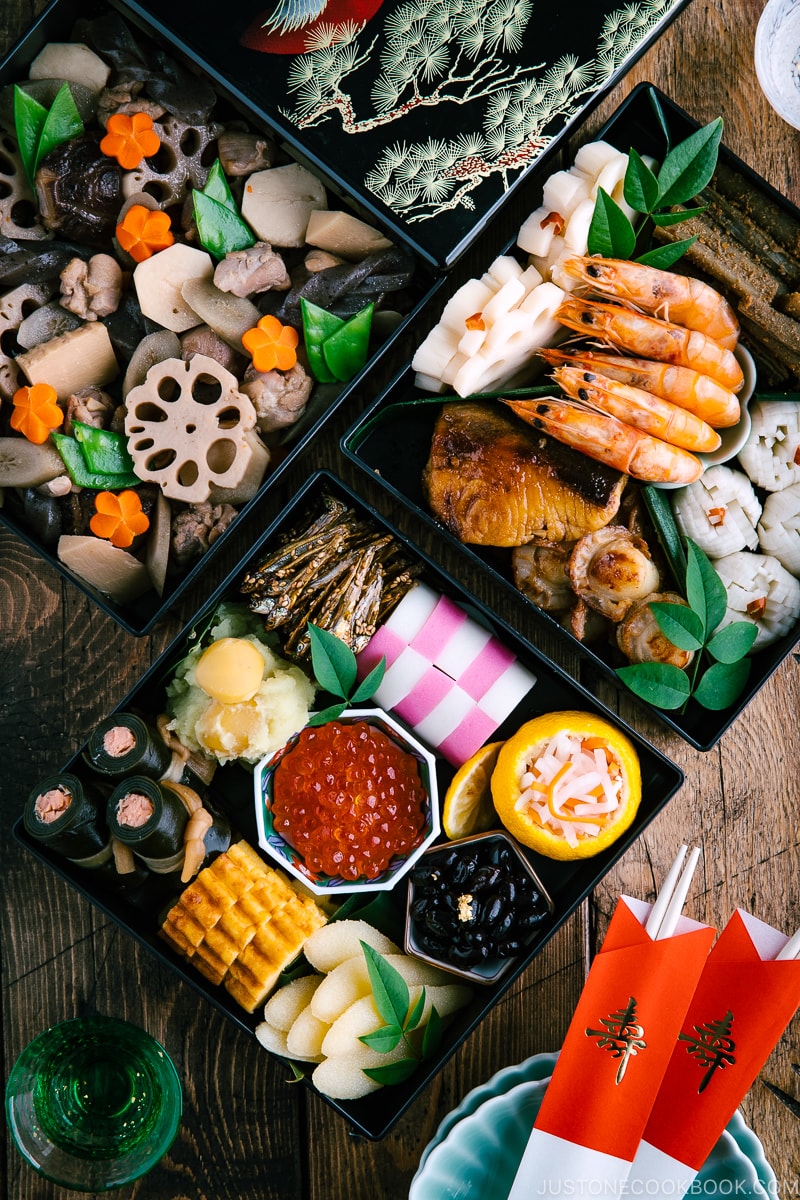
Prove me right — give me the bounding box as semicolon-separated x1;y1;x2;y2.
121;113;222;208
0;281;56;401
0;131;50;241
124;353;266;503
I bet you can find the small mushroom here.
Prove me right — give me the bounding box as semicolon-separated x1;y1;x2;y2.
60;254;123;321
180;324;247;376
35;133;122;247
568;525;661;622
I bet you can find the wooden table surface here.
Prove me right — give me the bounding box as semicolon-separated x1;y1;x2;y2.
2;0;800;1196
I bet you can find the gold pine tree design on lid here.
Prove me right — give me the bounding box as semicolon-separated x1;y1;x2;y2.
679;1011;737;1093
585;996;648;1085
277;0;681;223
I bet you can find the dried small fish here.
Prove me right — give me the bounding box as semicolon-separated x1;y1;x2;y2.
241;495;421;661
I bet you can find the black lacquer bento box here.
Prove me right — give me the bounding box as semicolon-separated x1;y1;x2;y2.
123;0;692;271
0;0;442;635
14;469;684;1140
342;83;800;752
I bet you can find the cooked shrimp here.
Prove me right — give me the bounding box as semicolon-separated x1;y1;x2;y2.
555;295;745;392
552;364;721;452
504;396;703;484
539;347;741;428
561;255;740;349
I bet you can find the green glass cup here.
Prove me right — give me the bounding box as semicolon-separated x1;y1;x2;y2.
5;1015;182;1192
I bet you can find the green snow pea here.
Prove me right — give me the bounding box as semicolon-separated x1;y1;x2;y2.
51;433;140;491
14;82;84;187
322;303;374;382
301;299;374;384
72;422;136;476
192;158;255;259
301;299;344;383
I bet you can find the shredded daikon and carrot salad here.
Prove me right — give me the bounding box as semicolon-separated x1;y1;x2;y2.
514;731;623;847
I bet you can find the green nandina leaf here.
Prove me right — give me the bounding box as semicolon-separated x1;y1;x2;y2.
36;82;84;172
350;657;387;704
685;539;728;636
648;601;705;650
706;620;758;663
635;238;698;270
623;148;660;214
656;117;723;207
306;701;348;726
692;658;751;710
616;662;692;709
421;1005;442;1059
363;1058;421;1085
648;87;672;152
587;188;636;259
404;988;427;1033
359;1024;403;1053
308;622;357;699
14;85;48;186
651;205;707;226
361;941;410;1030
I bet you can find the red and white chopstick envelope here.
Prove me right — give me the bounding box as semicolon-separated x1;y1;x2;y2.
627;908;800;1196
506;891;716;1197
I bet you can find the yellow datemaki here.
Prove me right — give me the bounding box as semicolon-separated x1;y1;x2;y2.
490;711;641;860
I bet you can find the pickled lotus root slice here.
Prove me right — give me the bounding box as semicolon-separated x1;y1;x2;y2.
124;353;267;503
0;132;49;240
0;281;56;401
121;114;222;208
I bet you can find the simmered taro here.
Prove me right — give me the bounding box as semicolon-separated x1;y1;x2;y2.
408;835;551;974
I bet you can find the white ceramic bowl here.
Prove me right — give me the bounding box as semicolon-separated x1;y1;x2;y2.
755;0;800;129
253;708;439;895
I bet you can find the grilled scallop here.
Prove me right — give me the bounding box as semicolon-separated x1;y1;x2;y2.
616;592;695;668
568;525;661;621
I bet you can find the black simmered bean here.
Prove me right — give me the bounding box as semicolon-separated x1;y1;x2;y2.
409;838;551;971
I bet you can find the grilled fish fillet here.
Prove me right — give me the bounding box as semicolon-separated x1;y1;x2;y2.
422;402;626;546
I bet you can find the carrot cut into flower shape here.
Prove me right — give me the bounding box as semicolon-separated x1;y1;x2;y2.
100;111;161;170
116;205;174;262
11;383;63;444
90;489;150;549
242;314;299;372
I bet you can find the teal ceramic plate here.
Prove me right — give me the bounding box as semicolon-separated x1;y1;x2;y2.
410;1052;777;1199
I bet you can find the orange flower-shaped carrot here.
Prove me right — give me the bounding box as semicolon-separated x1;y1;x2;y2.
89;490;150;549
116;205;175;262
242;314;299;373
100;111;161;170
11;383;63;444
